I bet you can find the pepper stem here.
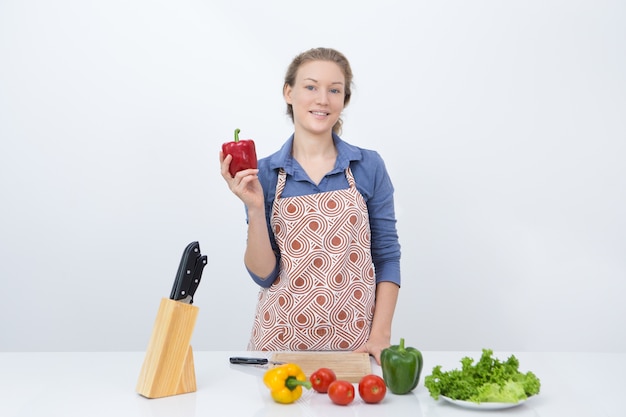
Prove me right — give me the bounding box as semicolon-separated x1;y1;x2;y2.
234;128;241;142
285;376;312;391
399;337;406;351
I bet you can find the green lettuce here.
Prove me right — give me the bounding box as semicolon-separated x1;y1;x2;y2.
424;349;541;403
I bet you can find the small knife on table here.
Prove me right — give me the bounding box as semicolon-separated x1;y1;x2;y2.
169;241;206;304
229;357;285;366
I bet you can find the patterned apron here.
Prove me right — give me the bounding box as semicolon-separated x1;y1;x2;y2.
248;167;376;351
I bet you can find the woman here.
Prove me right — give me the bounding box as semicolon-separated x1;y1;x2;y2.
220;47;401;364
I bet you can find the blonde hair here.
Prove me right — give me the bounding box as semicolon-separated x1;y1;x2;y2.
284;47;353;135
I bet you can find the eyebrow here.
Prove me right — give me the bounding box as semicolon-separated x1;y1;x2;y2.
304;77;344;85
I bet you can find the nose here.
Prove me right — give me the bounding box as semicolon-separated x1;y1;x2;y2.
316;90;329;105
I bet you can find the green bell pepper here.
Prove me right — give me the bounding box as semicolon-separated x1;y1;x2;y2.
380;337;423;394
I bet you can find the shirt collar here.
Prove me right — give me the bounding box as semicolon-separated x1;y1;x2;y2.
268;133;363;175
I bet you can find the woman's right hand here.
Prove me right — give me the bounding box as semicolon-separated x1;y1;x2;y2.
220;151;264;209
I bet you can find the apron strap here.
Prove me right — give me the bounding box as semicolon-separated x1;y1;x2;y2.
275;168;287;199
345;166;356;188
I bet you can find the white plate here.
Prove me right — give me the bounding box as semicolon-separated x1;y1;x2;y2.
440;395;529;410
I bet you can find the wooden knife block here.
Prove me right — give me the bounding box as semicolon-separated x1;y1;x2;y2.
136;298;199;398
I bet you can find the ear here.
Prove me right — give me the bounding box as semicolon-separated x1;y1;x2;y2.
283;83;293;104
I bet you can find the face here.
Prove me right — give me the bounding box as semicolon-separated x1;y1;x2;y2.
284;60;346;137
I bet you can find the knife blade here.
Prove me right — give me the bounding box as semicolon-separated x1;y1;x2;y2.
170;241;201;302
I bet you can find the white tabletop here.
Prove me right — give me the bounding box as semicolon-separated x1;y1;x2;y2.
0;350;623;417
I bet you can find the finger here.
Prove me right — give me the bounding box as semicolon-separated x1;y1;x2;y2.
236;173;260;192
231;168;259;184
220;154;233;178
237;168;259;179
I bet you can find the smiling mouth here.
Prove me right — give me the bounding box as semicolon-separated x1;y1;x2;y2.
310;111;329;116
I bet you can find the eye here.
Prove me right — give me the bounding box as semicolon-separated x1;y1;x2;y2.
305;85;316;91
330;88;342;94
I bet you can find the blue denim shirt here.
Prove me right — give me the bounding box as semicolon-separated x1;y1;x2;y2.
246;134;401;288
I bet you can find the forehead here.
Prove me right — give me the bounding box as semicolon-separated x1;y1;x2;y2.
296;60;345;84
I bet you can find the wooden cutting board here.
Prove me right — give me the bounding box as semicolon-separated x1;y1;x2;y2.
270;352;371;383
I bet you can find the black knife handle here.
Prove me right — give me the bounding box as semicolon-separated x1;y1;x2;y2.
229;357;269;365
186;255;207;304
170;241;201;300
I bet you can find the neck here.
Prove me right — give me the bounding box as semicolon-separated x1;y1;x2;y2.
292;132;335;160
291;133;338;185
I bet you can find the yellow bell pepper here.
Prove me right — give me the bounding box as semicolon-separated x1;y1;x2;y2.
263;363;312;404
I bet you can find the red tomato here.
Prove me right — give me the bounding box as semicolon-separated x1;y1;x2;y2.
310;367;337;393
327;380;355;405
358;374;387;404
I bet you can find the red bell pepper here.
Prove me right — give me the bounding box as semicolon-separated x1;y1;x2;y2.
222;128;258;177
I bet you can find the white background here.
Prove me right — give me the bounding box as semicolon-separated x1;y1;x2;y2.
1;0;624;352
